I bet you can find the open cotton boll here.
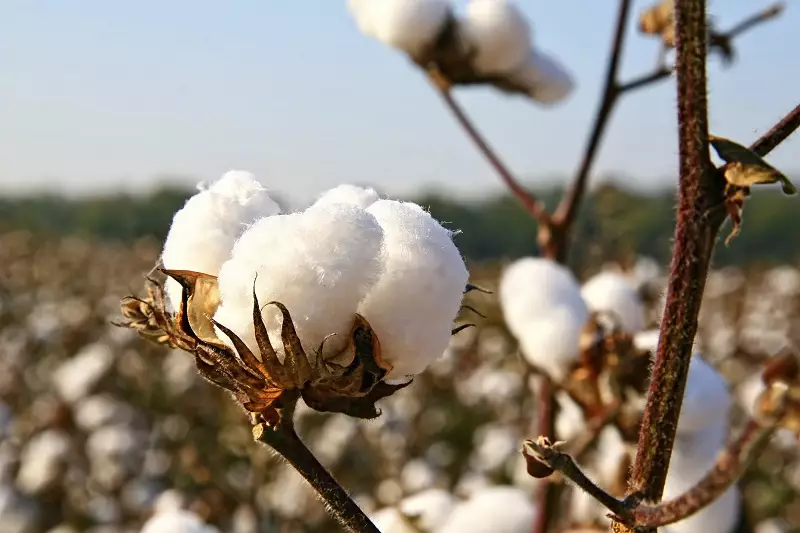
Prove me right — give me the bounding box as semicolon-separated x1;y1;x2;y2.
462;0;532;75
349;0;451;57
161;170;281;309
677;354;731;435
214;203;384;360
140;508;220;533
507;49;574;104
438;486;537;533
398;489;457;531
516;306;586;380
357;200;468;379
499;257;587;336
581;271;646;333
313;184;380;209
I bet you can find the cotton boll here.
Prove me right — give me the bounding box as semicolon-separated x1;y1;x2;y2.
369;507;417;533
507;49;574;104
140;508;220;533
349;0;451;58
678;354;731;435
554;390;585;442
462;0;532;74
357;200;468;379
214;203;384;360
314;184;380;209
499;257;587;336
161;171;281;309
581;271;646;333
516;306;586;380
438;486;537;533
398;489;457;531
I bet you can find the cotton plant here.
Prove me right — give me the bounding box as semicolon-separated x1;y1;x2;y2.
119;174;471;532
347;0;574;104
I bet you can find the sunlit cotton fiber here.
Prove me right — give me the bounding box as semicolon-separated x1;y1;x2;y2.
161;171;281;309
313;184;380;209
214;202;384;360
140;508;220;533
581;270;646;333
397;488;457;531
462;0;532;74
438;486;538;533
506;49;574;104
348;0;451;57
358;200;469;379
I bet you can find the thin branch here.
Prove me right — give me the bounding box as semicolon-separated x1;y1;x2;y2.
429;71;550;224
253;418;380;533
627;0;720;513
723;2;784;40
551;0;632;261
618;66;674;94
749;103;800;157
626;418;777;527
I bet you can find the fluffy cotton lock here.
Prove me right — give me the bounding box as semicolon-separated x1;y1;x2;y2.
161;171;281;309
357;200;469;379
499;258;589;380
506;49;574;104
140;508;221;533
679;353;732;434
214;202;384;360
347;0;451;58
462;0;532;75
581;270;646;333
438;486;538;533
397;488;457;531
313;184;380;209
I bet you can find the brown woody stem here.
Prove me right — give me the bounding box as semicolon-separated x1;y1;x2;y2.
627;0;720;510
254;417;379;533
749;103;800;156
532;377;559;533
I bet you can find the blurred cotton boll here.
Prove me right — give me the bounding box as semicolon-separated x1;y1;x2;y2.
500;258;588;379
313;184;380;209
462;0;531;74
348;0;451;58
581;270;646;333
214;202;384;359
357;200;469;379
438;486;538;533
507;49;574;104
139;508;220;533
678;353;732;434
160;170;281;309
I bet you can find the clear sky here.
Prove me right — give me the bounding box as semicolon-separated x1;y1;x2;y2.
1;1;797;205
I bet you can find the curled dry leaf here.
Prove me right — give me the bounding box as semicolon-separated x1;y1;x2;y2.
710;134;797;194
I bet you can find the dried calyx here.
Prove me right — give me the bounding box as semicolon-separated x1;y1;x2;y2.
120;268;411;426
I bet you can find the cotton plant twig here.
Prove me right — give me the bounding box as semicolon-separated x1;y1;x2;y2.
253;400;380;533
532;377;560;533
523;413;780;529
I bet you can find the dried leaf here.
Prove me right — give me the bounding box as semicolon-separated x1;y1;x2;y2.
161;269;225;346
709;135;796;194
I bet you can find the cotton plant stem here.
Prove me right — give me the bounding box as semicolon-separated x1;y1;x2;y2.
254;421;380;533
627;0;720;518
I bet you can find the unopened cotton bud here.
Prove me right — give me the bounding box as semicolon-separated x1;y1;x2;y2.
214;202;384;360
500;258;588;379
581;271;646;333
438;486;537;533
507;49;574;104
161;171;281;309
348;0;451;58
462;0;532;75
358;200;469;379
313;184;380;209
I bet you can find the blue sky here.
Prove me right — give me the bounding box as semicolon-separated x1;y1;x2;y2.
1;1;797;205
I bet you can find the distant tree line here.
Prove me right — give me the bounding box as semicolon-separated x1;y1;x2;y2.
1;181;797;267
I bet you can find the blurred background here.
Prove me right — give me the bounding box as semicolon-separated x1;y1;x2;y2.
1;1;799;532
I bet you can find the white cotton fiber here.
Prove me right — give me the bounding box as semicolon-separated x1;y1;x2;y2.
214;202;384;360
499;258;588;380
462;0;532;75
161;171;281;309
438;486;537;533
348;0;451;58
313;184;380;209
398;488;457;531
507;49;574;104
370;507;417;533
140;508;220;533
358;200;469;379
581;271;646;333
677;354;732;435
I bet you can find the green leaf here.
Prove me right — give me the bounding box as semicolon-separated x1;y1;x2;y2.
709;135;796;195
